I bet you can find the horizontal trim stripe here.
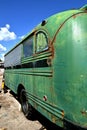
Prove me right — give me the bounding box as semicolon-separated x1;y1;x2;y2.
21;51;52;64
27;92;64;119
5;69;53;77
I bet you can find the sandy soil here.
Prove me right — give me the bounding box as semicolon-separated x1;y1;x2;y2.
0;91;45;130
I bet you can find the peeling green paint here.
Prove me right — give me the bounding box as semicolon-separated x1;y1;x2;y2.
4;5;87;129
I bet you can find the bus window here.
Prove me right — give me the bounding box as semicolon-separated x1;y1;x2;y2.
23;37;33;58
36;31;48;52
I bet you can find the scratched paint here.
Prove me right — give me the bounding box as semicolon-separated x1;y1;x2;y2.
4;5;87;129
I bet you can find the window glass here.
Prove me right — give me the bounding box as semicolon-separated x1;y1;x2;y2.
23;37;33;57
36;32;48;52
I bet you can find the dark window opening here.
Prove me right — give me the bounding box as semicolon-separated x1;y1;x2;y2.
23;37;33;58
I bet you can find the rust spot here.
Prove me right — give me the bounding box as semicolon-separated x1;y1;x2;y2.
43;95;47;101
47;58;51;66
49;44;54;58
51;115;56;123
81;109;87;117
73;14;77;19
61;110;64;118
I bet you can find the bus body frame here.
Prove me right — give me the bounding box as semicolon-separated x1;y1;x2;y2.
4;5;87;129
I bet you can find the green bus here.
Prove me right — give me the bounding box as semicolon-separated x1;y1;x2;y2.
4;5;87;130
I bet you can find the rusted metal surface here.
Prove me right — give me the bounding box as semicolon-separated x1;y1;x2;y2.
4;5;87;130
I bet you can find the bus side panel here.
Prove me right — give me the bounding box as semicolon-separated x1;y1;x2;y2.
53;13;87;127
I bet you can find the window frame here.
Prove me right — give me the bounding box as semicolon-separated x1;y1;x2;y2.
35;31;49;53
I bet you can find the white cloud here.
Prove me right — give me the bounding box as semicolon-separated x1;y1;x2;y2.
0;24;16;41
0;44;7;52
18;35;25;40
6;24;10;29
0;44;6;61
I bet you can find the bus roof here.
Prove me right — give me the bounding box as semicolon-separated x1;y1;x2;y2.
5;6;86;57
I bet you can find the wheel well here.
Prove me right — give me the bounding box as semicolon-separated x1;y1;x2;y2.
17;84;25;96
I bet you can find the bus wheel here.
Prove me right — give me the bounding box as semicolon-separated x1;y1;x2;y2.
19;89;36;120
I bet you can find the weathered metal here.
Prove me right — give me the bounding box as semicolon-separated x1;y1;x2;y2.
4;5;87;129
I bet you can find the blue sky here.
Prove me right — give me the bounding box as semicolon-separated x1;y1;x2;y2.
0;0;87;60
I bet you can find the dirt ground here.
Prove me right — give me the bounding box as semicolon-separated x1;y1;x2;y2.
0;70;46;130
0;91;44;130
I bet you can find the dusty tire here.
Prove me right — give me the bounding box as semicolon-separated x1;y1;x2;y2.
19;89;36;120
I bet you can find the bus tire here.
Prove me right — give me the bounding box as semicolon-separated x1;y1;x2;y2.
19;89;36;120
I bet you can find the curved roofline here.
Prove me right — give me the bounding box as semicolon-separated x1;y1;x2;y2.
51;11;86;45
4;5;86;57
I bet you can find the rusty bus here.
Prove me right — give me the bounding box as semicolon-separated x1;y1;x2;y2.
4;5;87;130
